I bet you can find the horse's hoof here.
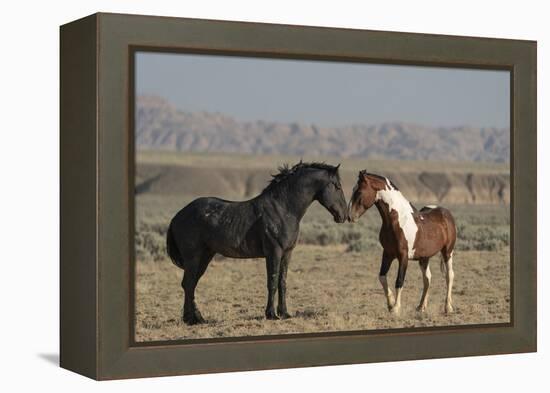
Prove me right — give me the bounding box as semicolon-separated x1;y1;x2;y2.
416;305;427;312
389;305;401;314
183;317;198;325
445;304;454;314
278;311;292;320
183;311;206;325
265;310;279;320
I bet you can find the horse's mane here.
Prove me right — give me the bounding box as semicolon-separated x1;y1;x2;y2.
263;161;340;193
360;170;400;190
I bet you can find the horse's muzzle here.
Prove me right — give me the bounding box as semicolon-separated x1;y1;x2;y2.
332;212;347;223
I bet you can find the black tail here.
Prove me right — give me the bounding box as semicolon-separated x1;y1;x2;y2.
166;223;185;269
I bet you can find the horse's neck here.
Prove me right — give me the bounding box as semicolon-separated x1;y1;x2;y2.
374;188;415;227
260;182;318;220
374;202;393;227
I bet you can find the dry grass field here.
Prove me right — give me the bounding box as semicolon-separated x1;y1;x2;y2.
134;152;510;342
136;245;509;341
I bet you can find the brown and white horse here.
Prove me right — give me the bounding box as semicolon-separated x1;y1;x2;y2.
348;170;457;314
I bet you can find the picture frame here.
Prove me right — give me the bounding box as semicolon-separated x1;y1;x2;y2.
60;12;537;380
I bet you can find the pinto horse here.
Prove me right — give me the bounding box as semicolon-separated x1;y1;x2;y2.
348;170;457;314
167;162;348;325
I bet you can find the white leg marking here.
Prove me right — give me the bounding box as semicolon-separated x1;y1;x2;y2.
379;275;395;310
445;255;454;313
417;263;431;312
391;287;402;314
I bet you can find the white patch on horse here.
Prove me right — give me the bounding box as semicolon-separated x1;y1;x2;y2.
376;179;418;258
444;253;455;313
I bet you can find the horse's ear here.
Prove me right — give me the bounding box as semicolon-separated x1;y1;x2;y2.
334;163;340;172
360;170;369;183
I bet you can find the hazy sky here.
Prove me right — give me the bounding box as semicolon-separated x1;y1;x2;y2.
136;52;510;128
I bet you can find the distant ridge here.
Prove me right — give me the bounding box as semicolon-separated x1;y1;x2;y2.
136;95;510;163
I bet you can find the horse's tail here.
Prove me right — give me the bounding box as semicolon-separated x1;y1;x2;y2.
166;223;185;270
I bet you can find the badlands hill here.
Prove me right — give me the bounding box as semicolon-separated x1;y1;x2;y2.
136;152;510;205
136;95;510;163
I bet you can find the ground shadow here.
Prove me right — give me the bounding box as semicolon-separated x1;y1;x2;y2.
38;353;59;366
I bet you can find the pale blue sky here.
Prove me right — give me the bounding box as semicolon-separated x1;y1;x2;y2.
136;52;510;128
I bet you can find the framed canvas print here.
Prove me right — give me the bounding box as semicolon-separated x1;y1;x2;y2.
60;13;537;380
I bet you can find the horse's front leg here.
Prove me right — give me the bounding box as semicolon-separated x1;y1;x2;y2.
265;247;283;320
390;253;409;314
378;251;395;310
277;250;293;319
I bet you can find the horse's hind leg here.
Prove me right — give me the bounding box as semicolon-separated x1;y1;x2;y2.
441;250;455;313
181;249;215;325
416;258;431;312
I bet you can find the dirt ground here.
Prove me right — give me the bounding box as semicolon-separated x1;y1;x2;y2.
135;244;510;342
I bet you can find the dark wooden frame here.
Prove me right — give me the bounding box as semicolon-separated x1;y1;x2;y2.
60;12;537;380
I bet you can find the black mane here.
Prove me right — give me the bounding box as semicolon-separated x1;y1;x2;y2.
263;161;340;193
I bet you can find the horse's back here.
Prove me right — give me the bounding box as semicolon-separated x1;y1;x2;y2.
420;205;452;217
171;196;234;229
170;196;263;257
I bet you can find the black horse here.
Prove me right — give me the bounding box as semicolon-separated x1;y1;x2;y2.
167;161;348;325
